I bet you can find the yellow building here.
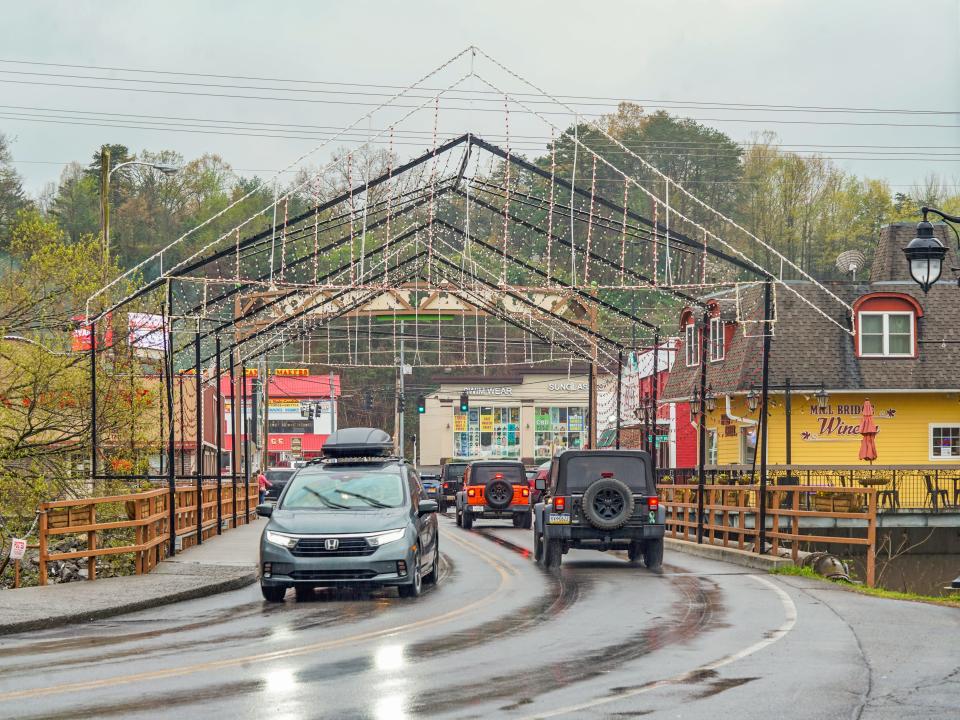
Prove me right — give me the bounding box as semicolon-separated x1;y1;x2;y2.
663;224;960;477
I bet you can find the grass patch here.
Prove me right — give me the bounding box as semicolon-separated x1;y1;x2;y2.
770;565;960;608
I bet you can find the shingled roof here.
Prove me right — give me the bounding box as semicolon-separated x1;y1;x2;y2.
662;224;960;401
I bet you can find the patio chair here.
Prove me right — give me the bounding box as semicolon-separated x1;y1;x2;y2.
924;474;948;511
877;485;899;510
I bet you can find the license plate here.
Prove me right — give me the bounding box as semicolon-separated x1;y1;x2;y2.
548;513;571;524
471;505;484;513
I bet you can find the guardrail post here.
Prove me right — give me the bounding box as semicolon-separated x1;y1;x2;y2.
87;505;97;581
38;509;48;586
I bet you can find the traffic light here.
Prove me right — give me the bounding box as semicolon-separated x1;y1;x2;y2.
364;389;374;411
417;395;426;414
459;392;469;413
397;394;405;412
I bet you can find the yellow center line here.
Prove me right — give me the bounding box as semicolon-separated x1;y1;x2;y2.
0;526;514;702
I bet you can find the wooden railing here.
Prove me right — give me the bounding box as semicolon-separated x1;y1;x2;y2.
35;481;259;586
658;465;960;511
658;482;878;587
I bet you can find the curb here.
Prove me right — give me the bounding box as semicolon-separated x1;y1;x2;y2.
0;569;257;636
665;537;795;572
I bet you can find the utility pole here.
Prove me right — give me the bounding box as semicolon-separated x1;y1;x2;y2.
328;371;336;433
398;320;405;457
99;147;110;266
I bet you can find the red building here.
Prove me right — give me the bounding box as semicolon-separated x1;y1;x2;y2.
220;372;341;468
635;341;697;469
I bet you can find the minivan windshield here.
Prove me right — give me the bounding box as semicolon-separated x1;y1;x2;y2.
281;468;405;510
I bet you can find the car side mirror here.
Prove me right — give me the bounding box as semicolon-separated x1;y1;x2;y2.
535;478;546;491
418;499;439;515
256;503;273;518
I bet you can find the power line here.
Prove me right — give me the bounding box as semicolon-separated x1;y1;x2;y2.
0;57;954;115
2;76;959;128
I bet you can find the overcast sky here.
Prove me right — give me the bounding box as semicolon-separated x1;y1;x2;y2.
3;0;959;197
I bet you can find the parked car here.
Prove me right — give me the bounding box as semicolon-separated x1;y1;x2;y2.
264;467;297;502
438;459;470;512
533;450;664;570
257;427;439;602
530;460;551;506
420;473;442;504
455;460;531;529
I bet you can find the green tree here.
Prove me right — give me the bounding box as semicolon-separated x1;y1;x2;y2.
0;133;30;253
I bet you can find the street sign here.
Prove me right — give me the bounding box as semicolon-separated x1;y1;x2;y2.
10;538;26;561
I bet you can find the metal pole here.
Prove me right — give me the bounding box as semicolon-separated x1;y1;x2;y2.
242;362;251;521
329;370;336;433
89;319;97;480
165;283;176;556
587;361;595;449
697;312;709;544
615;349;623;449
785;377;792;466
229;351;238;528
215;335;222;535
398;320;405;457
652;329;660;480
263;355;270;470
99;147;110;265
194;329;203;545
758;280;774;554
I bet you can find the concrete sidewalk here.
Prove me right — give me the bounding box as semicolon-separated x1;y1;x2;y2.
0;520;264;635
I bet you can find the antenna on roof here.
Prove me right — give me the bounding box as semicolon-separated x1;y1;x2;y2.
835;250;867;282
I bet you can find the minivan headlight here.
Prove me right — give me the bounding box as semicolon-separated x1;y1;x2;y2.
265;531;298;549
366;528;406;547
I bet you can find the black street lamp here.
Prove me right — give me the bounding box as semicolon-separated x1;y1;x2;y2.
904;207;959;293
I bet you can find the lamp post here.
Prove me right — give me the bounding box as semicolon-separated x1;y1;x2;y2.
903;207;959;293
99;148;180;265
748;381;828;465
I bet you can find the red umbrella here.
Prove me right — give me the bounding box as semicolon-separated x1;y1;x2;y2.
858;399;878;464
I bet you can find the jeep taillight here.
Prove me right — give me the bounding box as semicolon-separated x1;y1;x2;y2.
467;488;476;498
494;472;503;479
443;482;449;489
554;496;567;512
647;496;659;511
521;487;529;498
601;472;614;478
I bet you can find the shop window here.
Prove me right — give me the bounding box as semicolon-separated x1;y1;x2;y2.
709;317;724;362
534;405;587;462
684;324;699;367
740;426;757;464
453;406;519;458
707;429;718;465
930;425;960;460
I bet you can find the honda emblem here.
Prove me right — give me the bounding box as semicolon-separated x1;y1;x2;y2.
324;538;340;551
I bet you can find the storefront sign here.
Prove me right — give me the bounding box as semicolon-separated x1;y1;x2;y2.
801;403;896;442
464;386;514;396
274;368;308;376
453;414;467;432
479;414;494;432
547;382;588;392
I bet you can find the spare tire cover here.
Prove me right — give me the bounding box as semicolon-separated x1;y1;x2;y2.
485;479;513;509
581;477;634;530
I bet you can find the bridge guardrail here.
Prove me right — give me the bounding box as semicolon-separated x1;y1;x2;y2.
657;482;877;586
35;478;258;586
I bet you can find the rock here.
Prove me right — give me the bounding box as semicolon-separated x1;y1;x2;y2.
59;564;80;583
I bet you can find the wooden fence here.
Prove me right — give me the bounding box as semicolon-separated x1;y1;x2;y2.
658;482;877;587
35;481;259;586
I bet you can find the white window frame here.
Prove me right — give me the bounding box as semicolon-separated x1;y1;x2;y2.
857;311;914;358
706;429;718;465
929;423;960;461
709;317;725;362
684;323;699;367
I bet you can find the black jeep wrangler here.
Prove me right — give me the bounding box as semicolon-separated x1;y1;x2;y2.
532;449;665;570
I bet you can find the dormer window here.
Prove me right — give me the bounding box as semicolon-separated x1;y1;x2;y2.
685;323;698;367
853;293;922;359
709;317;725;362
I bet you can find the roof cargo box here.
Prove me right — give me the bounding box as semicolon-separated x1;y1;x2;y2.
321;427;394;458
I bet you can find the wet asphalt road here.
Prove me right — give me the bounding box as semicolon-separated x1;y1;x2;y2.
1;515;958;719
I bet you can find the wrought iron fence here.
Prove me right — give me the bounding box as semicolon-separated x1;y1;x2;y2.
657;465;960;511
